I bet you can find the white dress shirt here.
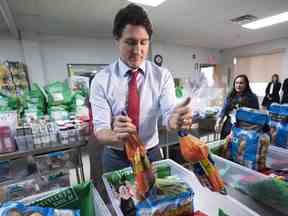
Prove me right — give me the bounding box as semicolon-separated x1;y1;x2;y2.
89;58;176;150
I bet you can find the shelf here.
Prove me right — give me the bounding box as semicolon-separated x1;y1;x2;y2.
0;142;86;161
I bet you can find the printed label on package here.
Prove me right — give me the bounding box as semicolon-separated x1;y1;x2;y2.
32;187;79;209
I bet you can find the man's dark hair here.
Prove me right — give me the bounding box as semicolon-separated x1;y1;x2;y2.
113;3;153;40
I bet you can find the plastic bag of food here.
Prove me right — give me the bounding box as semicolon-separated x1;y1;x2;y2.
45;81;73;107
8;95;23;113
0;93;10;112
48;106;69;121
178;130;225;192
24;83;46;112
125;133;156;200
70;92;89;119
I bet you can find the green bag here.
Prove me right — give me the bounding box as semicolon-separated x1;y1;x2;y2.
48;105;70;121
8;95;23;112
0;92;10;112
32;181;105;216
71;92;86;112
45;81;73;107
24;83;46;111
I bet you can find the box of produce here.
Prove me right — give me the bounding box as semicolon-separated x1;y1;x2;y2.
103;159;259;216
20;181;111;216
211;142;288;214
104;164;194;216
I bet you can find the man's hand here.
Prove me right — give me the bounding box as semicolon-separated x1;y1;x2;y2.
168;97;192;130
112;115;137;142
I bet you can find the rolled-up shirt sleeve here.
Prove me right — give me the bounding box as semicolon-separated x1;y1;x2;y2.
89;76;112;131
159;69;176;127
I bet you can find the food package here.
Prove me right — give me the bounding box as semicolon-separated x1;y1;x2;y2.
222;108;270;171
125;133;156;200
39;170;70;192
178;130;225;192
30;181;97;216
45;81;73;107
0;169;71;203
48;106;70;121
269;103;288;149
35;150;77;174
0;178;40;202
0;202;80;216
0;126;16;154
106;166;194;216
23;83;46;120
0;93;9;112
138;176;194;216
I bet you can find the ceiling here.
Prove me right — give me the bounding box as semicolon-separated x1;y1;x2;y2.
0;6;9;34
1;0;288;49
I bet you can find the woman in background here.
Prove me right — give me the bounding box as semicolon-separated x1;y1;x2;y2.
215;74;259;139
262;74;281;109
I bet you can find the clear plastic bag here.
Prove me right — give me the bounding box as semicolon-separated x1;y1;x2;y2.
176;72;221;117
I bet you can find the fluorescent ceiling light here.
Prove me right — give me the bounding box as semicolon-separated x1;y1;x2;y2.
128;0;166;7
242;11;288;29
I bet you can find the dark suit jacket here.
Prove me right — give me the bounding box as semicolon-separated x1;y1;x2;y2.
282;79;288;104
262;81;281;107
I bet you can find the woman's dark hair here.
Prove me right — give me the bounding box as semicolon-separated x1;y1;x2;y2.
113;3;153;40
271;73;279;82
227;74;253;100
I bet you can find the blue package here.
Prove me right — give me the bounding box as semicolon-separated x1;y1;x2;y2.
225;108;271;171
229;125;270;171
0;202;80;216
269;103;288;116
268;103;288;148
236;107;269;126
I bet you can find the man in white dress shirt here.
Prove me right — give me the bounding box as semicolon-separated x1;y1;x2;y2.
90;3;192;172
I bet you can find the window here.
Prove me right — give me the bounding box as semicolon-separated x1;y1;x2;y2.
233;52;284;98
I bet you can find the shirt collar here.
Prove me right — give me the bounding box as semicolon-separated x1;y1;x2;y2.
118;58;146;77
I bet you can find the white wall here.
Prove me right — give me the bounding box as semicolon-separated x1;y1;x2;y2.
21;32;46;86
152;42;222;78
39;35;118;84
222;38;288;80
0;36;23;62
0;34;223;85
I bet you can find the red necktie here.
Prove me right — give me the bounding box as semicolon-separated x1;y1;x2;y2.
128;70;140;130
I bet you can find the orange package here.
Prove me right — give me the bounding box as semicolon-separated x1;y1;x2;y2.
178;130;225;192
125;133;156;200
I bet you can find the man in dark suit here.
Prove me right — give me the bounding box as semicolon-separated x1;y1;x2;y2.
282;78;288;104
